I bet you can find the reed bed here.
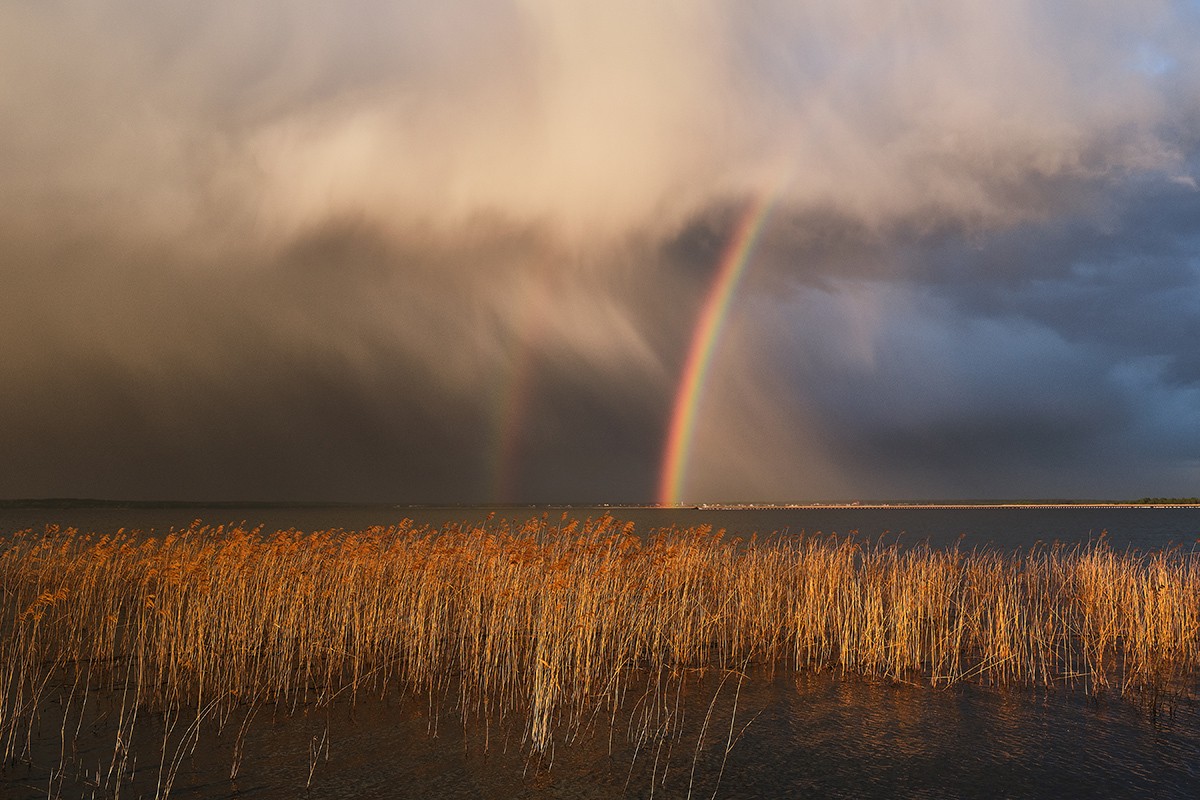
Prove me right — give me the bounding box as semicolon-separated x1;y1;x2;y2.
1;515;1198;795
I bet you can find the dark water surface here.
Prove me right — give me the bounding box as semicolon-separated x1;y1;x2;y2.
4;503;1200;550
3;504;1200;798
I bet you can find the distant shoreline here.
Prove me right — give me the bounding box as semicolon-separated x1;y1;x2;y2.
3;498;1200;511
692;502;1200;510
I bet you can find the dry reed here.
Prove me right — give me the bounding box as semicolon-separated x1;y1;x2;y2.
1;515;1197;795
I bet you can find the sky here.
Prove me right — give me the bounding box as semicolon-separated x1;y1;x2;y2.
3;1;1200;504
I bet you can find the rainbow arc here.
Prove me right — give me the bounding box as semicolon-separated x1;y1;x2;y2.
658;194;776;506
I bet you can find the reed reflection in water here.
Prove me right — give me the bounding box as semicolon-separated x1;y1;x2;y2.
5;669;1196;798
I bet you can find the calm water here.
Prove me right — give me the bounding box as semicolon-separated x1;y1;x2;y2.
3;504;1200;799
4;503;1200;550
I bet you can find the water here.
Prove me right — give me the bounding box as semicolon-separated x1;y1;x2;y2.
3;504;1200;798
4;503;1200;551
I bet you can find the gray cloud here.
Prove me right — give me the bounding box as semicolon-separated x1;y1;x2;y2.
688;171;1200;501
3;2;1199;502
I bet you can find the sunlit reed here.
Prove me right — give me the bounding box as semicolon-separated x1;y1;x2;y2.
1;516;1197;795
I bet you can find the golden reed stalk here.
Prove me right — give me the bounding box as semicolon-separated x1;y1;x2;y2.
1;515;1197;790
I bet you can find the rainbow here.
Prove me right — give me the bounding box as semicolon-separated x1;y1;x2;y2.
488;282;548;504
657;194;776;506
490;338;537;504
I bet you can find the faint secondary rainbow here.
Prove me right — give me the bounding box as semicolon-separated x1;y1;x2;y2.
489;283;547;504
490;335;537;504
658;193;776;506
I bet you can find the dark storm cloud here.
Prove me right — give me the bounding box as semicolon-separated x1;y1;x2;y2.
688;170;1200;501
3;2;1200;501
0;215;673;501
910;175;1200;376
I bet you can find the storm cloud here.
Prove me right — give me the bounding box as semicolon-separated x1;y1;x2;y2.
2;1;1199;502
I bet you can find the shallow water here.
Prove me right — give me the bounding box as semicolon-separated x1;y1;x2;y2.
6;671;1197;799
3;504;1200;798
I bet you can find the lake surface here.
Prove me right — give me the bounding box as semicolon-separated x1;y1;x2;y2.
3;504;1200;798
4;503;1200;551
